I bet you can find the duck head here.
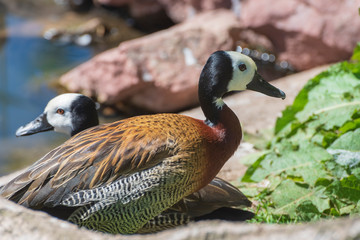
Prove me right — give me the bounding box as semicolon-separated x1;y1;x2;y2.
16;93;99;137
199;51;286;125
227;51;286;98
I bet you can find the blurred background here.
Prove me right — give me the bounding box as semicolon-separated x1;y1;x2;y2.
0;0;359;175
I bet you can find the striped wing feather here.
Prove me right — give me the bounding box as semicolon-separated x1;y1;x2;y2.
169;177;252;217
1;114;193;208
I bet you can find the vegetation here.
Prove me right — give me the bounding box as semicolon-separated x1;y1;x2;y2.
239;44;360;223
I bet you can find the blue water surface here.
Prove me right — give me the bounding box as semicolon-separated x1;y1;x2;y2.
0;13;94;174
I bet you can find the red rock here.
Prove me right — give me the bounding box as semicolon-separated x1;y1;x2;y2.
128;0;163;19
92;0;359;71
94;0;131;6
94;0;235;23
59;10;241;112
240;0;360;70
95;0;164;23
157;0;233;23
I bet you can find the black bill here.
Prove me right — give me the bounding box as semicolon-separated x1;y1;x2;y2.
246;71;286;99
15;113;54;137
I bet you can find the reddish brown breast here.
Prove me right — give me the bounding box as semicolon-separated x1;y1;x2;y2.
192;104;242;190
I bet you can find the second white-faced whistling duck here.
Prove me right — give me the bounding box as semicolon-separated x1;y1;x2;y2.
15;93;99;138
1;51;285;234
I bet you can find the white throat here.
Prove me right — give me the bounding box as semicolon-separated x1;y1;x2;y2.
213;97;225;109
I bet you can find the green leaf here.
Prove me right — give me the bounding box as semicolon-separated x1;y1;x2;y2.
275;72;323;134
295;201;321;221
327;149;360;169
275;63;360;140
321;131;338;148
351;42;360;61
240;151;269;167
326;175;360;203
271;180;330;217
339;118;360;134
294;67;360;126
314;178;333;188
307;101;360;131
244;44;360;223
329;208;340;216
339;205;355;215
324;160;349;179
241;153;267;182
246;141;331;186
237;184;262;198
329;128;360;151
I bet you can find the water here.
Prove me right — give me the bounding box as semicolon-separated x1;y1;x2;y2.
0;12;94;175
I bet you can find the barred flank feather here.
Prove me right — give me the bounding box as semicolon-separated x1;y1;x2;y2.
138;213;191;234
66;159;199;234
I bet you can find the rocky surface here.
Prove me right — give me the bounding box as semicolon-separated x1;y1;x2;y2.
94;0;360;70
240;0;360;70
1;196;360;240
0;198;106;240
95;0;235;23
59;10;242;112
1;1;143;48
42;14;143;47
157;0;234;23
94;0;130;6
59;0;360;112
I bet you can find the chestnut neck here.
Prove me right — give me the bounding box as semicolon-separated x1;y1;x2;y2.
198;73;242;157
199;102;242;189
207;102;242;157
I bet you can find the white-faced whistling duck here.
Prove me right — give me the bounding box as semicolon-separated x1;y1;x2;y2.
1;51;285;234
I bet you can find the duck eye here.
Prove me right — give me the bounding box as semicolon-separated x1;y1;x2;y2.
56;109;65;115
238;63;247;71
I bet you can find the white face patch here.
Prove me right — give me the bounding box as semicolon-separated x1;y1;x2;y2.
44;93;82;135
226;51;257;92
